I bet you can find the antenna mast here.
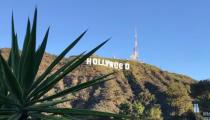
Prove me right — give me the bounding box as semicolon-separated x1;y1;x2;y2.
130;29;139;61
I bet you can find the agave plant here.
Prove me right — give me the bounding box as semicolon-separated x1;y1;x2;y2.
0;9;127;120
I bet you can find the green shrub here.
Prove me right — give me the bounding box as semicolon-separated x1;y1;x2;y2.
119;103;132;115
145;105;163;120
119;101;145;120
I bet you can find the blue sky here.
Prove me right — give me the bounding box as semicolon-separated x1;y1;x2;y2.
0;0;209;80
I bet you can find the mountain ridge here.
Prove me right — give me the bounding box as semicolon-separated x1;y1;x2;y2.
0;48;196;118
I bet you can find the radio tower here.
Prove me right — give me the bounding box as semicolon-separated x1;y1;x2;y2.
130;29;139;61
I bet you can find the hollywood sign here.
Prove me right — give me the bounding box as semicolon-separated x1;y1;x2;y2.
86;58;130;70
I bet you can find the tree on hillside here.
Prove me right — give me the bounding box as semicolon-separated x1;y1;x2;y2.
192;80;210;97
119;102;163;120
119;89;163;120
166;82;192;116
191;80;210;112
119;101;144;120
199;93;210;111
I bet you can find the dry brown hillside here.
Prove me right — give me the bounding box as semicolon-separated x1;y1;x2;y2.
0;48;195;118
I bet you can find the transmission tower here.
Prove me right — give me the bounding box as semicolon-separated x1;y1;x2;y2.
130;29;139;61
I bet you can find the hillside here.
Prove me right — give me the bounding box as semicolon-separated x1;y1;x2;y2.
0;48;196;119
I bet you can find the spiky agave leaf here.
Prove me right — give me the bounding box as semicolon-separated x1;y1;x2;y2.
0;9;129;120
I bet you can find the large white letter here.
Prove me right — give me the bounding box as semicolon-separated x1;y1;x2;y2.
86;58;92;65
92;58;98;65
114;62;119;69
125;63;130;70
109;61;114;68
119;63;123;70
104;60;109;67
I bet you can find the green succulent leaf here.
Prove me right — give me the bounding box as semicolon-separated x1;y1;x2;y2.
20;9;37;94
34;73;114;103
29;39;108;103
26;28;50;96
28;51;86;100
0;109;17;115
0;58;8;96
19;18;31;85
8;14;20;77
28;98;71;108
8;113;22;120
0;54;23;103
28;107;127;119
29;114;73;120
0;115;10;120
34;28;50;79
0;94;19;106
32;30;87;91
